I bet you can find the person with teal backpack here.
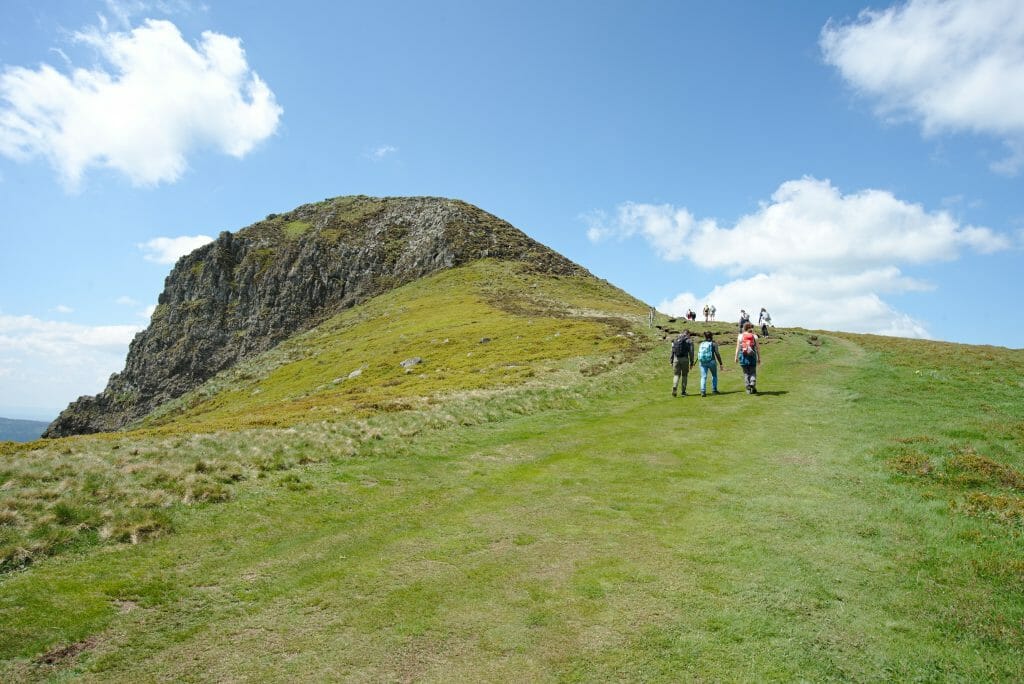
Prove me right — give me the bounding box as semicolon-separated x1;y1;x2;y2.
697;331;725;397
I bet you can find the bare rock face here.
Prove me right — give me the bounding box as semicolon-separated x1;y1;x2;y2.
44;196;584;437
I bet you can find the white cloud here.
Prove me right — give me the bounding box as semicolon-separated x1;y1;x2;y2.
0;313;142;412
587;178;1006;269
0;18;282;189
587;177;1009;338
139;234;213;264
821;0;1024;173
53;304;74;314
364;145;398;161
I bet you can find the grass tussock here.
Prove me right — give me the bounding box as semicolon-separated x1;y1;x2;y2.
962;492;1024;525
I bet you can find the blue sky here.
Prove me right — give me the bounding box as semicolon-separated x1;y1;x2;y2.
1;0;1022;420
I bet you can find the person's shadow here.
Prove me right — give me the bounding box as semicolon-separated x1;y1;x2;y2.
753;390;788;396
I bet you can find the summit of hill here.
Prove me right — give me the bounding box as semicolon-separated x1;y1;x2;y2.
44;196;595;438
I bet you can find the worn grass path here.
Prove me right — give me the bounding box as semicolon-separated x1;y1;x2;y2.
2;331;1021;681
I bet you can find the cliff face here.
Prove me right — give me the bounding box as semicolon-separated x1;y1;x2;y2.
45;196;585;437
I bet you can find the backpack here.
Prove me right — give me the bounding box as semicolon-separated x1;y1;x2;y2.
698;341;714;364
672;335;690;360
740;331;756;354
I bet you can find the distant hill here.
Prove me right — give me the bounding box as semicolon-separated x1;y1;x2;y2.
0;417;48;442
45;195;589;438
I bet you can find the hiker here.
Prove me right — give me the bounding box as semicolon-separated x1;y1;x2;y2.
703;304;710;323
735;322;761;394
697;331;725;397
709;304;716;321
758;308;772;337
738;309;750;332
670;330;695;397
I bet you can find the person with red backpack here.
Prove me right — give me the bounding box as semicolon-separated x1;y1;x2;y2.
734;322;761;394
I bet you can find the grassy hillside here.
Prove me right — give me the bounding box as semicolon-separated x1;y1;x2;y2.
136;259;647;433
2;267;1023;680
0;260;648;573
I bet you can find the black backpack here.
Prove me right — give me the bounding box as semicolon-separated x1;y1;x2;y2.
672;335;690;359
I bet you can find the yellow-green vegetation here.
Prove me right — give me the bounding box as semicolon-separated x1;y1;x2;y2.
2;293;1023;680
139;260;647;433
282;220;311;239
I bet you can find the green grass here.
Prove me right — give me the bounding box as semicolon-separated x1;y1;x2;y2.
0;260;647;574
2;292;1023;679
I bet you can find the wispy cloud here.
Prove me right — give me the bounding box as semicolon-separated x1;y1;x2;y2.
138;234;214;264
103;0;206;29
0;18;282;189
53;304;74;314
586;177;1009;337
821;0;1024;174
364;145;398;162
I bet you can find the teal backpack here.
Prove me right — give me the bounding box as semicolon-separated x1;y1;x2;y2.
698;340;715;364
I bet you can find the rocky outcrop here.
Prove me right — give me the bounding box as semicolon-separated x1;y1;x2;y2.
44;196;585;437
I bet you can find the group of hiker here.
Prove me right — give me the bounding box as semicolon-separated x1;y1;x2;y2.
683;304;729;324
670;308;772;397
738;307;773;337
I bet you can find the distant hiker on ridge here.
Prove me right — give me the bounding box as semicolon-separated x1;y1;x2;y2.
697;331;725;397
759;308;772;337
703;304;710;322
735;322;761;394
710;304;716;321
738;309;751;333
670;330;695;397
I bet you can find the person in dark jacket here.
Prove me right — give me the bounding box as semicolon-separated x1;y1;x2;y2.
738;309;751;332
670;330;695;397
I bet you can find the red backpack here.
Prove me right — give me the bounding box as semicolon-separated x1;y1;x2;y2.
740;331;756;355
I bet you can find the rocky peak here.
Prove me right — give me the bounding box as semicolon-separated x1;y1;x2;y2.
44;196;585;437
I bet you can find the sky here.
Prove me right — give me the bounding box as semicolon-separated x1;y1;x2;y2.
1;0;1022;420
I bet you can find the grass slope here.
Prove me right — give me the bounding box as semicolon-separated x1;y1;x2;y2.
1;260;648;571
2;279;1023;680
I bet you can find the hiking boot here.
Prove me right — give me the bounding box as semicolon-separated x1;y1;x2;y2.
751;386;758;394
672;389;676;397
680;391;687;396
712;390;720;395
700;392;706;397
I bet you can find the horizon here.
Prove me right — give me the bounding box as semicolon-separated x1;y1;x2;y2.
2;0;1022;419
